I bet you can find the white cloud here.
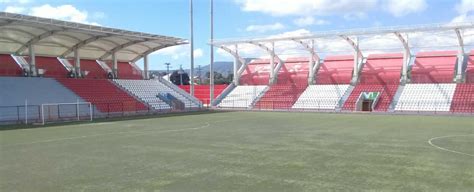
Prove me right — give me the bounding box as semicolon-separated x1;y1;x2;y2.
245;22;285;33
383;0;427;17
293;16;329;27
236;0;377;17
0;0;30;4
193;48;204;58
2;4;102;25
343;12;368;20
153;44;204;60
451;0;474;23
4;6;26;13
29;4;100;25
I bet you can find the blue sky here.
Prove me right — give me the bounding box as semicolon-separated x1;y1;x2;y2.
1;0;473;70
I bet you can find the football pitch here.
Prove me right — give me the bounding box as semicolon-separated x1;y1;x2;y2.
1;111;473;191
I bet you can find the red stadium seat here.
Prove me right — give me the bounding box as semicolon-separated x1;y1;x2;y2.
57;78;148;113
0;54;22;77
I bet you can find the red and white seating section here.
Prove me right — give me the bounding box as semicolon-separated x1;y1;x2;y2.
293;55;353;110
395;51;458;112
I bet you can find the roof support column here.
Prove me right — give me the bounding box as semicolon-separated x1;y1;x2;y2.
233;44;241;85
394;32;411;84
74;48;81;78
217;45;246;85
112;53;118;79
455;28;465;82
341;35;363;84
28;45;37;77
293;39;320;85
143;54;149;79
270;42;276;84
248;42;284;85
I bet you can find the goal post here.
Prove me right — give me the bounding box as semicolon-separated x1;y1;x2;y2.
41;102;93;125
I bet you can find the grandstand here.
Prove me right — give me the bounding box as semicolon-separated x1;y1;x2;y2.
213;23;474;114
0;12;201;124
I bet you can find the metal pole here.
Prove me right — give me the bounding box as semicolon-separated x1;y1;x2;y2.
144;54;149;79
25;99;28;124
210;0;215;106
190;0;195;96
74;48;81;78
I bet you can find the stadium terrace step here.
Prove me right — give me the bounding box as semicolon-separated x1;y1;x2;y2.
35;56;70;78
178;84;227;105
254;84;308;109
57;78;148;113
0;54;22;77
70;59;108;79
394;84;456;112
451;83;474;113
293;84;351;110
218;85;267;108
0;77;86;122
113;79;200;110
106;62;143;79
342;84;399;111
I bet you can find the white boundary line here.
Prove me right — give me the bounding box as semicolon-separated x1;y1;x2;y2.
3;117;255;147
428;134;474;157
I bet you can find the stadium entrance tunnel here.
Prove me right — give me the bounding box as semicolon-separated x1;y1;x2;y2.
356;92;381;112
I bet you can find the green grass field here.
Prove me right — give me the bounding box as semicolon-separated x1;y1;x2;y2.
1;111;473;191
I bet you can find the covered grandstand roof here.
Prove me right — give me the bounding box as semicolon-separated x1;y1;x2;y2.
0;12;187;62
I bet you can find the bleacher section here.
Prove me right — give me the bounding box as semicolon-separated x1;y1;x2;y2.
240;59;271;85
57;79;147;113
451;84;474;113
107;62;143;79
411;51;457;83
394;84;456;112
293;85;350;110
393;51;459;112
179;84;228;105
343;53;403;111
0;77;86;122
114;79;200;109
292;55;354;110
218;85;267;108
0;54;22;76
254;58;309;109
35;56;70;78
73;59;107;79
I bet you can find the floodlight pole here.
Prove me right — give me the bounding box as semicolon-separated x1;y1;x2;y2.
210;0;215;106
190;0;195;96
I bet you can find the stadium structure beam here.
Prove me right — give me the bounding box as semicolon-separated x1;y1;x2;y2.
0;27;36;37
394;32;412;83
217;45;246;85
211;23;474;46
16;29;66;55
248;41;284;85
28;45;36;76
112;52;118;78
292;39;320;85
60;35;109;57
340;35;364;84
74;48;81;77
454;28;465;82
0;12;183;42
99;40;148;60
